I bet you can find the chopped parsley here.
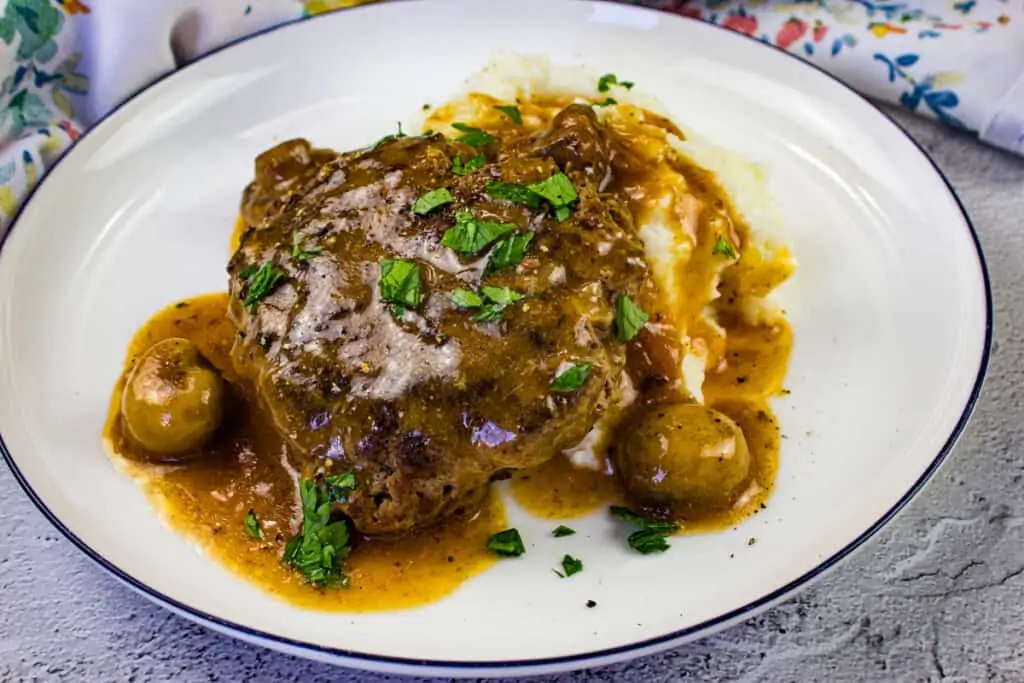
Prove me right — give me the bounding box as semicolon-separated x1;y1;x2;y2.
242;261;286;311
441;210;517;256
452;153;487;176
597;73;634;92
485;232;534;274
486;528;526;557
609;506;680;533
528;172;577;208
552;525;576;538
628;529;671;555
291;230;323;262
556;554;583;578
486;181;544;210
411;187;454;216
551;362;593;393
494;104;523;125
474;285;525;323
324;471;357;504
614;293;649;342
451;288;484;309
244;509;263;540
527;172;578;220
451;122;497;147
374;121;407;147
610;506;679;555
712;234;739;259
594;97;617;107
282;479;352;586
379;259;422;314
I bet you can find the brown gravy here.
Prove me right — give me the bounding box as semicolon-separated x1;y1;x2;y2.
105;294;506;611
105;95;792;612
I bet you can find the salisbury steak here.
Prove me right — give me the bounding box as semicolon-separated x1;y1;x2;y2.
227;105;649;535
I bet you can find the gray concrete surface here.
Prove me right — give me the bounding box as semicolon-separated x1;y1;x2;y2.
1;109;1022;682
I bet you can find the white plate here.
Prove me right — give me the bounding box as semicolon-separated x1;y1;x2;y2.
0;0;990;677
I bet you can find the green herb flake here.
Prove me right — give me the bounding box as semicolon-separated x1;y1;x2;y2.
485;232;534;274
494;105;523;125
324;471;357;504
451;122;497;147
451;288;484;309
486;528;526;557
291;230;323;263
609;506;680;533
712;235;739;259
554;205;572;222
473;285;526;323
551;362;594;393
282;479;352;586
374;121;407;148
610;506;679;555
559;554;584;577
614;293;649;342
441;211;517;256
552;525;576;538
628;528;671;555
244;509;263;540
594;97;617;107
486;181;544;210
243;261;286;312
598;73;633;92
527;172;578;211
411;187;454;216
452;153;487;176
379;259;422;311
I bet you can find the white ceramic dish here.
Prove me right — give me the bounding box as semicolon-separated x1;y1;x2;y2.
0;0;990;677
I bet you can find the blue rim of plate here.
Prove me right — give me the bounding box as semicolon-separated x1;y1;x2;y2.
0;0;993;675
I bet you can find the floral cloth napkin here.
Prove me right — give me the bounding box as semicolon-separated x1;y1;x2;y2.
0;0;1020;232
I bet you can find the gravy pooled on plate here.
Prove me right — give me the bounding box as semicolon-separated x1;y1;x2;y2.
105;75;793;610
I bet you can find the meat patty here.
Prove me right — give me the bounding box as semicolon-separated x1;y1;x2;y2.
228;105;650;535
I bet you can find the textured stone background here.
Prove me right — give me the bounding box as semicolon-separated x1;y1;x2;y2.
1;109;1022;682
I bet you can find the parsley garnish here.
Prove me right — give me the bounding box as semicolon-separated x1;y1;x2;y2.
551;362;593;393
474;285;525;323
486;181;544;210
451;288;484;309
244;509;263;540
411;187;454;216
527;172;578;221
494;105;523;125
615;293;649;342
291;230;323;263
712;234;739;259
594;97;617;107
441;210;517;256
324;471;357;503
610;506;679;555
452;153;486;176
610;506;679;533
628;529;671;555
552;525;576;538
282;479;352;586
597;73;634;92
486;528;526;557
556;554;583;578
452;122;497;147
485;232;534;274
375;121;407;148
379;259;422;313
242;261;286;311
